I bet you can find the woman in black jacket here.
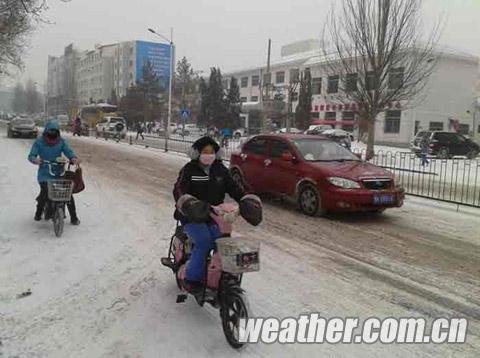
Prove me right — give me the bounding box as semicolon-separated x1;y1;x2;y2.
173;136;262;292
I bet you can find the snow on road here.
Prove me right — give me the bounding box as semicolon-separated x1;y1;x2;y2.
1;131;480;357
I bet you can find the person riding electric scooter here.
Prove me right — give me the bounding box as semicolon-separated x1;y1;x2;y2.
173;136;262;296
28;121;81;225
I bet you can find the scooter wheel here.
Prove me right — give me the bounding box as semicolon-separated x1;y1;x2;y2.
53;207;64;238
220;289;249;349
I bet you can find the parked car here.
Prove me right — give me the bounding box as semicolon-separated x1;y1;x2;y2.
7;116;39;138
321;129;354;148
96;116;127;139
230;134;404;216
410;131;480;159
305;124;333;134
276;127;304;134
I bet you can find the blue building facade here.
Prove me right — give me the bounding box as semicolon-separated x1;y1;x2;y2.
135;41;172;89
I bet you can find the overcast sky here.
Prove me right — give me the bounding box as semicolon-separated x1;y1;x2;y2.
8;0;480;88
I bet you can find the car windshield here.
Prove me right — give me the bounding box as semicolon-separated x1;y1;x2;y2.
292;139;360;162
14;119;34;126
110;117;125;123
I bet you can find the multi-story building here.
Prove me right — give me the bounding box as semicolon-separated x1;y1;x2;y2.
226;40;480;146
46;44;79;116
76;44;115;105
47;40;171;109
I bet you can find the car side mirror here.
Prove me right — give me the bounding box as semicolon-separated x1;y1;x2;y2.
281;153;293;162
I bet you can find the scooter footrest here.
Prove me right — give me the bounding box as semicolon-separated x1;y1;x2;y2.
161;257;175;269
176;294;188;303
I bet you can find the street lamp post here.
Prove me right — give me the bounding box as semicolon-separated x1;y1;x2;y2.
148;27;174;152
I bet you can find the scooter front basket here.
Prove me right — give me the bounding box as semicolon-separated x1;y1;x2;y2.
47;179;74;202
216;237;260;274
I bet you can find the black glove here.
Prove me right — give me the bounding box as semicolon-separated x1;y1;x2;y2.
239;195;262;226
182;198;210;223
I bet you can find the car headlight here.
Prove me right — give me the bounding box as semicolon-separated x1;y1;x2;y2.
327;177;361;189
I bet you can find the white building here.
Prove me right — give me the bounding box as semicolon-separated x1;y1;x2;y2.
46;44;78;115
76;44;115;105
226;40;480;146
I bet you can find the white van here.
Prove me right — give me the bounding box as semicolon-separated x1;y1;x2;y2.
96;116;127;138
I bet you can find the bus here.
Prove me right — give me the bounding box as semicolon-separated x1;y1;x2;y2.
79;103;120;128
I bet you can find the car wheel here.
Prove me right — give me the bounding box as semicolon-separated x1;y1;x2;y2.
298;184;326;217
466;150;479;160
231;169;247;192
437;147;449;160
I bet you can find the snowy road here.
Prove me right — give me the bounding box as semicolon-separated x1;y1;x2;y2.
1;131;480;357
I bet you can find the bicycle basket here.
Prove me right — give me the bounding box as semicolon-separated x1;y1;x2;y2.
47;180;74;202
216;237;260;274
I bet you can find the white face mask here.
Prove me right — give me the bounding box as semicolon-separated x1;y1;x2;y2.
199;153;216;166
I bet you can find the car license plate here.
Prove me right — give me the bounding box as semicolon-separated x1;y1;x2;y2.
373;194;395;205
236;252;259;268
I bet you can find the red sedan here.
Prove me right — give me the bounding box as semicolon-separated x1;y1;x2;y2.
230;134;404;216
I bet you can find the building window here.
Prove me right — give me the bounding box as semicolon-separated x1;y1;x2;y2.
342;111;355;131
384;110;401;134
342;111;355;121
325;112;336;121
276;71;285;84
240;97;247;102
290;69;300;83
478;124;480;134
251;96;259;102
327;75;339;94
345;73;358;92
366;71;375;91
429;122;444;131
252;75;260;87
263;73;271;85
458;124;470;135
389;67;404;90
241;77;248;88
311;112;320;119
312;77;322;95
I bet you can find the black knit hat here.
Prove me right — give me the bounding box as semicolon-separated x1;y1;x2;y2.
189;136;222;160
192;136;220;153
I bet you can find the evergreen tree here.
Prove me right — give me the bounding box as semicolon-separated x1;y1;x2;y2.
225;77;241;129
295;69;313;130
109;89;118;105
12;82;25;113
206;67;227;128
24;78;42;114
198;77;209;128
137;60;163;123
119;85;145;126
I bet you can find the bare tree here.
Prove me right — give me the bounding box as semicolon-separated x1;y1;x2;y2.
322;0;442;159
0;1;71;76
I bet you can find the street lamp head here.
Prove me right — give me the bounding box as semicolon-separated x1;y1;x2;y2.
148;28;156;34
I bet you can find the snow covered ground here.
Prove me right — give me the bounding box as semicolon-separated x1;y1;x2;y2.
1;130;480;357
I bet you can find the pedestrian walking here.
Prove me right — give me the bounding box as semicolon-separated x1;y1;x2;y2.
420;133;430;167
113;121;125;143
136;122;145;141
72;116;82;137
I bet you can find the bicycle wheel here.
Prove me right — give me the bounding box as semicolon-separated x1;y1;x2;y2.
220;288;249;349
53;207;64;238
